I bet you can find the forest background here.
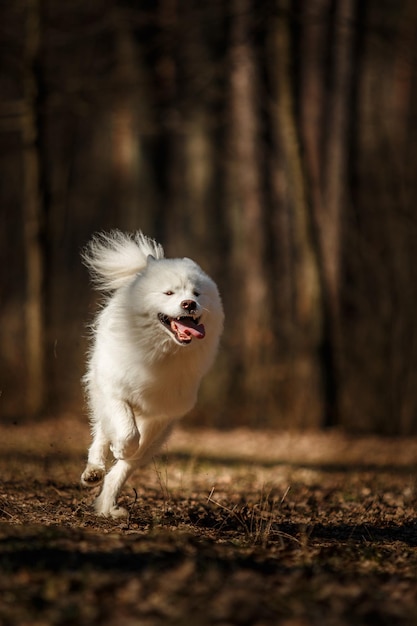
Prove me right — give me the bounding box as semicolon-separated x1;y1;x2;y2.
2;0;417;435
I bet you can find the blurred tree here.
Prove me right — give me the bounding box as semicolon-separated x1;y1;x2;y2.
226;0;272;411
22;0;46;417
298;0;358;426
2;0;417;433
268;0;324;427
341;0;417;433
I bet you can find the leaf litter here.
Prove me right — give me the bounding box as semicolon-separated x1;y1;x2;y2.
0;416;417;625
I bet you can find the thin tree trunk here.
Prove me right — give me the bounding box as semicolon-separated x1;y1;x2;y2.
23;0;45;417
228;0;271;401
111;8;155;232
268;0;324;426
320;0;356;426
321;0;355;314
298;0;357;427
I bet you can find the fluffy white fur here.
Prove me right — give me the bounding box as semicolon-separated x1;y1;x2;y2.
80;230;224;518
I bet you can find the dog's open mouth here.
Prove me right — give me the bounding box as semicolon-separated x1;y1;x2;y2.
158;313;205;344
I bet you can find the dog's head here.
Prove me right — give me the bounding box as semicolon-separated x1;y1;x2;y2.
132;256;224;349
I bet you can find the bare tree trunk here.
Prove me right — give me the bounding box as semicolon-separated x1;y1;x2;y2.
154;0;188;251
268;0;324;427
111;8;155;233
180;3;217;267
320;0;356;426
22;0;45;417
397;0;417;433
321;0;355;314
227;0;271;403
299;0;329;237
299;0;356;426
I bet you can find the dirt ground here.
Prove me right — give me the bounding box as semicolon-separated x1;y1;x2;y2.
1;416;417;625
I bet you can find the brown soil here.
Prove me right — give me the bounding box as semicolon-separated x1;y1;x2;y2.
1;416;417;625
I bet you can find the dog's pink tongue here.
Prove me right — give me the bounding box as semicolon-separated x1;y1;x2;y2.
172;318;205;340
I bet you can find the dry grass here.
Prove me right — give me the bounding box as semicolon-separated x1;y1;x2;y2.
0;415;417;625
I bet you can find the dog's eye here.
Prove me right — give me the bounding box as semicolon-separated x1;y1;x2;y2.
164;291;174;296
193;290;200;298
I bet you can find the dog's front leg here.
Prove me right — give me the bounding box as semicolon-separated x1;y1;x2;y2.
81;421;109;488
95;417;174;518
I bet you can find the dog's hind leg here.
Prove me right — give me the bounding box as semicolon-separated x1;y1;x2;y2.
80;422;109;488
106;398;140;461
81;397;139;489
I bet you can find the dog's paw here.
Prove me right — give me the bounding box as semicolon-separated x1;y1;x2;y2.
94;500;129;519
80;464;105;488
108;505;129;519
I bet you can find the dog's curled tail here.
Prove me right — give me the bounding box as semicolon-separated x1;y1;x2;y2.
82;230;164;291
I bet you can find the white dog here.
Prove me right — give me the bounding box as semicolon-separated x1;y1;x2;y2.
80;230;224;518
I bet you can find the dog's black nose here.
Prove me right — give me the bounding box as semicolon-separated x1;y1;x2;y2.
181;299;197;313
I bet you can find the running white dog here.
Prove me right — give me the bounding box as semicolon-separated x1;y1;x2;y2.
80;230;224;518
